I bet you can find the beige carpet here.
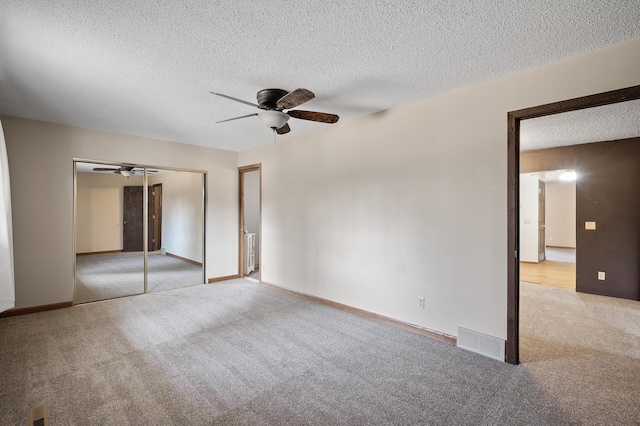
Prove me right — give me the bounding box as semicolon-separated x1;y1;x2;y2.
520;281;640;424
0;280;638;424
75;251;203;304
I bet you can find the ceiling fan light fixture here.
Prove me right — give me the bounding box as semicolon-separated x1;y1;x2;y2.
120;170;134;177
258;110;289;130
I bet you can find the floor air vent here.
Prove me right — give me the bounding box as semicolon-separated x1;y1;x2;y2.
457;327;505;361
28;404;49;426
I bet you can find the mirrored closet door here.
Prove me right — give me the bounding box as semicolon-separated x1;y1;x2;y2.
73;161;205;304
147;169;204;293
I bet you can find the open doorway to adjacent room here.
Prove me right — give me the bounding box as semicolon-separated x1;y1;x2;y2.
239;164;261;282
507;85;640;365
518;169;576;291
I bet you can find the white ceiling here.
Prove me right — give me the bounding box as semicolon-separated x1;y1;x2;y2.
520;100;640;151
1;1;639;151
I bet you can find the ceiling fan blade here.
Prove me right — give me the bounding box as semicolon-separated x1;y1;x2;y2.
276;123;291;135
216;113;259;124
210;92;259;108
288;109;339;124
93;167;118;171
277;88;315;109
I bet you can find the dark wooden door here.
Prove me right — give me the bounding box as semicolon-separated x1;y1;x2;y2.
148;184;162;251
123;186;144;251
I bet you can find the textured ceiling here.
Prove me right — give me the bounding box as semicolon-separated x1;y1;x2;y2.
520;100;640;151
1;1;639;151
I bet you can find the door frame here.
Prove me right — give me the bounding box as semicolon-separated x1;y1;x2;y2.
506;84;640;364
537;180;545;263
238;164;261;279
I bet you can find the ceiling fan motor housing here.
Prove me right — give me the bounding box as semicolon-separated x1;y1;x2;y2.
257;88;289;110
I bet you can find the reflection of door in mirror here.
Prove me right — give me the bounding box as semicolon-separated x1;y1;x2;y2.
123;185;162;252
149;184;162;251
123;186;144;251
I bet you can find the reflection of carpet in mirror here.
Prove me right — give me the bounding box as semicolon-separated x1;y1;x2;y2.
75;251;202;304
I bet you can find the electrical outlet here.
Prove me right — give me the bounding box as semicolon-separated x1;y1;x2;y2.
598;271;605;280
418;297;425;309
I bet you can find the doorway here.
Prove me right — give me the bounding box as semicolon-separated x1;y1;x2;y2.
518;170;576;291
507;84;640;364
239;164;261;282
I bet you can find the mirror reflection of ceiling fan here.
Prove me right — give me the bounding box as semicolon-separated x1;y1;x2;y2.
92;166;159;177
210;88;339;134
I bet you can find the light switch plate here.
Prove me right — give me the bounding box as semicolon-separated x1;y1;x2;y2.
598;271;605;280
585;221;596;230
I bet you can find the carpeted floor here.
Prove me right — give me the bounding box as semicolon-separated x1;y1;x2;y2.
519;281;640;425
246;268;260;282
75;252;203;304
1;280;638;425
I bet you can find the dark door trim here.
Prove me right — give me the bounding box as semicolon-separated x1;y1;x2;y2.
506;84;640;364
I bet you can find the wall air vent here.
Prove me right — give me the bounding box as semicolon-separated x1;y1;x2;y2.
457;327;505;361
28;403;49;426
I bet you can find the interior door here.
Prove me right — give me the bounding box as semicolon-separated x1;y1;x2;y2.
123;186;144;251
150;184;162;251
538;180;546;262
152;183;162;250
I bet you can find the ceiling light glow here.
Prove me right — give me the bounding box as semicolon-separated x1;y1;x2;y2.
559;171;576;181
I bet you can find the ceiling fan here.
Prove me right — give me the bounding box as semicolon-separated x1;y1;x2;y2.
92;166;159;177
210;88;339;134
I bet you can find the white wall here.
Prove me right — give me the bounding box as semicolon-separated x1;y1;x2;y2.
519;174;540;263
150;170;203;263
545;180;576;248
76;172;144;253
239;39;640;340
2;117;238;308
244;170;260;265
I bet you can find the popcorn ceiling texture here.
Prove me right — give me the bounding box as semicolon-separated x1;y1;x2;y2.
1;1;639;151
520;99;640;151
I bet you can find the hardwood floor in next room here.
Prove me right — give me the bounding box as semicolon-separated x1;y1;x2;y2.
520;247;576;290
